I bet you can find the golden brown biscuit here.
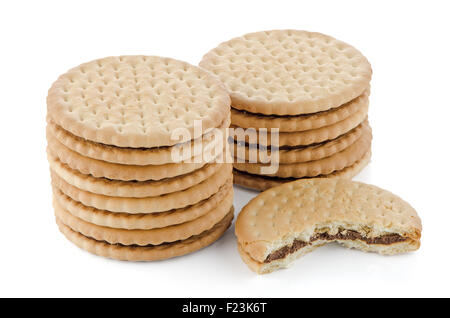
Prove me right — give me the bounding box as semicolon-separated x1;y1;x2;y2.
232;150;371;191
56;209;234;261
47;131;222;181
231;106;368;147
235;179;421;274
200;30;371;115
233;120;370;164
48;153;223;198
48;56;230;148
46;116;230;165
52;182;233;230
53;191;233;245
231;91;369;132
51;164;232;213
233;125;371;178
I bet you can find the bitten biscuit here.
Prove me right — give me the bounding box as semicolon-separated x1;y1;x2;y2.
235;179;421;274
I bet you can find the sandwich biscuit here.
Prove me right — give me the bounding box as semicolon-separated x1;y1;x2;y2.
232;150;371;191
200;30;371;115
231;90;369;132
233;120;369;164
52;182;233;230
56;210;234;261
51;164;232;213
233;125;371;178
235;178;421;274
48;55;231;148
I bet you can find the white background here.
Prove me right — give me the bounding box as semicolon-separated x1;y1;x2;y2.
1;0;449;297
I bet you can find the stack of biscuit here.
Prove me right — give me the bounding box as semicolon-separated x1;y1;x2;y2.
46;55;234;261
200;30;373;191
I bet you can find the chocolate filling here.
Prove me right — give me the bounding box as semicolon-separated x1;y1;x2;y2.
231;135;333;151
233;168;329;181
230;122;362;151
232;100;349;119
264;230;407;263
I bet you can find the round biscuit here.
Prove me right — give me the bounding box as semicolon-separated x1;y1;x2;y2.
200;30;371;115
47;55;230;148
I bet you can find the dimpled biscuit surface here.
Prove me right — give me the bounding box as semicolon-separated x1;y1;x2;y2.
236;178;421;263
47;55;230;148
200;30;371;115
